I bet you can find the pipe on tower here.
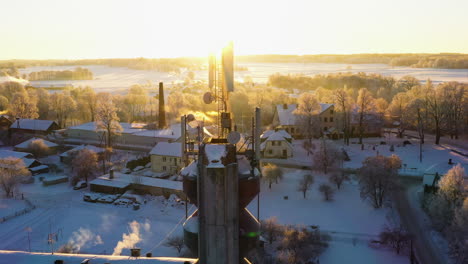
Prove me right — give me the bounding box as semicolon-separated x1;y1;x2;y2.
158;82;167;129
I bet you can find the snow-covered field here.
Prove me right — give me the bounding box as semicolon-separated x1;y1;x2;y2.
247;169;408;264
0;199;28;219
18;63;468;92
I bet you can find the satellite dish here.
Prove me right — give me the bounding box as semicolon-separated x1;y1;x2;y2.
227;131;241;145
203;92;214;104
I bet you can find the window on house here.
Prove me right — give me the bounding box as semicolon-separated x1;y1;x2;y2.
291;127;295;133
324;126;328;131
268;149;273;154
330;117;333;122
163;166;166;171
330;110;334;114
324;117;328;122
278;141;282;146
163;157;166;162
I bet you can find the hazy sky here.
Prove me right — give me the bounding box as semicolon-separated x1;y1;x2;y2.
1;0;467;59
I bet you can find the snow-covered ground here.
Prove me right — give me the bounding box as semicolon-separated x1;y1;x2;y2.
18;63;468;93
247;169;408;263
0;199;28;219
0;178;193;258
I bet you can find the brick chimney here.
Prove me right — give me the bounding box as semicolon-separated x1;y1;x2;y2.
158;82;167;129
109;169;114;179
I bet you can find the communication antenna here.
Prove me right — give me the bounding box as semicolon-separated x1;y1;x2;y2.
227;131;241;145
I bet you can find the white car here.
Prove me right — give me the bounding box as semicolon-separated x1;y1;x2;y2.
113;198;134;206
83;193;102;203
97;194;119;204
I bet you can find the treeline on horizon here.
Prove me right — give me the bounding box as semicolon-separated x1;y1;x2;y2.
27;67;93;81
1;53;467;71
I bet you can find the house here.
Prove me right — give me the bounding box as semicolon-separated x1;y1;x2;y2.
59;145;105;163
272;103;336;138
150;142;182;174
260;130;293;159
10;119;60;135
89;170;185;198
14;137;59;153
0;115;12;131
0;150;47;174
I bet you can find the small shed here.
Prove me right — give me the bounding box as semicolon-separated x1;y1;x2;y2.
10;119;60;135
89;177;131;194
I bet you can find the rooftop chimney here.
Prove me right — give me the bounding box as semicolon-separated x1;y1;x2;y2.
158;82;167;129
109;169;114;179
283;104;288;110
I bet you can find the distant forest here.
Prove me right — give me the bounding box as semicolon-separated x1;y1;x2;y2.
0;54;467;73
27;67;93;81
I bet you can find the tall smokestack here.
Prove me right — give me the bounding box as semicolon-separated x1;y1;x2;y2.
158;82;167;129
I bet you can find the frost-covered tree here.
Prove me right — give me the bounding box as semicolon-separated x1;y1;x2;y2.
96;93;123;147
438;164;466;207
8;92;39;119
357;155;401;208
297;174;314;199
72;149;98;184
448;198;468;263
26;139;50;158
261;216;283;245
0;158;30;197
50;92;77;128
262;164;283;189
293;93;321;142
277;225;330;264
379;225;411;255
333;88;353;145
388;92;410;138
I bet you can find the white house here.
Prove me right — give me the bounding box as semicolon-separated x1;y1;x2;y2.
260;130;293;159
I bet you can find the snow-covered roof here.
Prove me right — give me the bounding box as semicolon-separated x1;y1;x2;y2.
180;155;259;178
60;145;105;158
423;174;437;186
10;119;58;131
90;177;132;189
261;129;292;140
150;142;182;157
276;103;333;126
205;144;227;168
264;130;292;141
69;122;181;140
92;172;183;190
29;164;49;172
0;150;33;159
14;138;58;149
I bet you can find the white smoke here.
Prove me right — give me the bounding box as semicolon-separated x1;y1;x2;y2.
60;228;103;253
112;220;150;256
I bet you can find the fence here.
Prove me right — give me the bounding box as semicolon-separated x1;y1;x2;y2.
0;195;36;224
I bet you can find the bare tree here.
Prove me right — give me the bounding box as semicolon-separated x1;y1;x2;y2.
329;171;349;190
0;158;30;197
447;198;468;263
293;93;321;142
297;174;314;199
388;92;410;138
26;139;50;158
261;216;283;245
333;88;353;145
425;82;444;145
357;155;401;208
356;88;375;144
319;184;334;201
96;93;123;148
379;225;411;255
164;235;184;254
262;164;283;189
72;149;98;184
313;138;340;174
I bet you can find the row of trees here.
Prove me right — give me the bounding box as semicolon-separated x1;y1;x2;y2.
27;67;93;81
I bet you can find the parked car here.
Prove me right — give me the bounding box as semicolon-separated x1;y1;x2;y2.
74;181;88;190
83;193;102;203
113;198;134;206
97;194;119;204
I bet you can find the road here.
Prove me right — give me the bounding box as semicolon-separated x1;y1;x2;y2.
394;187;448;264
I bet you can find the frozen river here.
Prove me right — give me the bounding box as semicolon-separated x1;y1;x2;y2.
19;63;468;93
